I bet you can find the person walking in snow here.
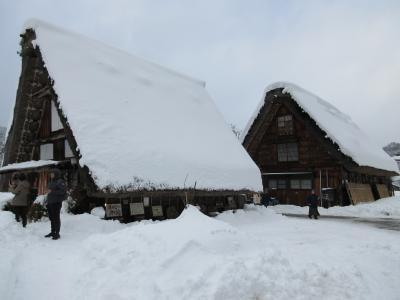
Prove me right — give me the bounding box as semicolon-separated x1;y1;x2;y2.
307;190;320;219
9;173;31;228
45;168;66;240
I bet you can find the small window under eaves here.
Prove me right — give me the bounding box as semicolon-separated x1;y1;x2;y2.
51;101;63;132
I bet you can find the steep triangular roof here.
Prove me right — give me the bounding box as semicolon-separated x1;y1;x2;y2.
21;19;262;191
241;82;398;173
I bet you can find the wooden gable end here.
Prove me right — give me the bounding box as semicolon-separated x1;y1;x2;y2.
2;29;80;167
243;89;354;174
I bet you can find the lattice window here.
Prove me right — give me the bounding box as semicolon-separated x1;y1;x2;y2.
290;179;300;189
277;143;299;162
277;179;287;189
290;179;312;189
277;115;293;135
301;179;312;189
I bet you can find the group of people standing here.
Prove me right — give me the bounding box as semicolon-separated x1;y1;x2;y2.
8;168;66;240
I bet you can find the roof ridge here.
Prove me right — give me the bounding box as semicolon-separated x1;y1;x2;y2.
23;18;206;87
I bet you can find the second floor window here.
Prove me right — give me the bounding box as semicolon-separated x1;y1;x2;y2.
277;143;299;162
277;115;293;135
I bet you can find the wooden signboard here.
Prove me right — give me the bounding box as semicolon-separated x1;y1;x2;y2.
152;205;163;217
345;182;374;205
376;184;390;199
106;203;122;217
130;202;145;216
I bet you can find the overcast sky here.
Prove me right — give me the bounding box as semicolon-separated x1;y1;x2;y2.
0;0;399;146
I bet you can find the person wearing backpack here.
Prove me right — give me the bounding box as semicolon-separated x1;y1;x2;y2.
45;168;66;240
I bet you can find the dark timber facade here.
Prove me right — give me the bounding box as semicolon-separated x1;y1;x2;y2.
242;87;397;207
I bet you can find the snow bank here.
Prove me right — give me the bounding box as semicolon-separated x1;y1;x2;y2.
272;196;400;218
1;200;400;299
241;82;398;172
90;206;105;218
0;192;13;209
22;19;262;191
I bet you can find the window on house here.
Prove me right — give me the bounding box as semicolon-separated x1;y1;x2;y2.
277;143;299;162
65;139;74;158
290;179;300;189
268;179;277;189
51;101;63;132
290;179;312;189
301;179;312;189
277;179;287;189
40;143;53;160
277;115;293;135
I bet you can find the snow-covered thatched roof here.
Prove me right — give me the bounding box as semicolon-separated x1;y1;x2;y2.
241;82;398;173
24;19;262;191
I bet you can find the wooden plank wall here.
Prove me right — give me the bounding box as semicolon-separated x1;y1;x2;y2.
346;182;375;204
38;170;50;195
376;184;390;199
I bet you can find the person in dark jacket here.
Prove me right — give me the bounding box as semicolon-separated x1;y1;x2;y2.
9;173;31;228
307;190;320;219
261;188;272;207
45;168;66;240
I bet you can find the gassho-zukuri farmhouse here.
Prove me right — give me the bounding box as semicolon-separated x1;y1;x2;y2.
241;82;398;207
0;20;263;221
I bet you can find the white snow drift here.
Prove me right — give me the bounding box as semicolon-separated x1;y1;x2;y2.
22;19;262;191
272;196;400;219
1;192;400;300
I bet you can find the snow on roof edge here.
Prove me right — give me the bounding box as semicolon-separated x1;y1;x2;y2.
22;19;206;88
0;160;59;173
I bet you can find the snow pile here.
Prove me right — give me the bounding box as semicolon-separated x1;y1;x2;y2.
33;195;47;205
0;192;13;209
242;82;398;172
272;196;400;218
90;206;105;218
0;160;59;172
22;19;262;191
1;194;400;300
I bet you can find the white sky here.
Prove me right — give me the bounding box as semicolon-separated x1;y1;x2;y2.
0;0;399;146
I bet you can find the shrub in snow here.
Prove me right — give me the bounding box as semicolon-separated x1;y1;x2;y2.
27;203;47;221
65;195;77;213
0;193;13;210
2;201;12;212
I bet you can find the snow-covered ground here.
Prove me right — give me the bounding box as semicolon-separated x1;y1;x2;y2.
1;192;400;300
272;196;400;219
